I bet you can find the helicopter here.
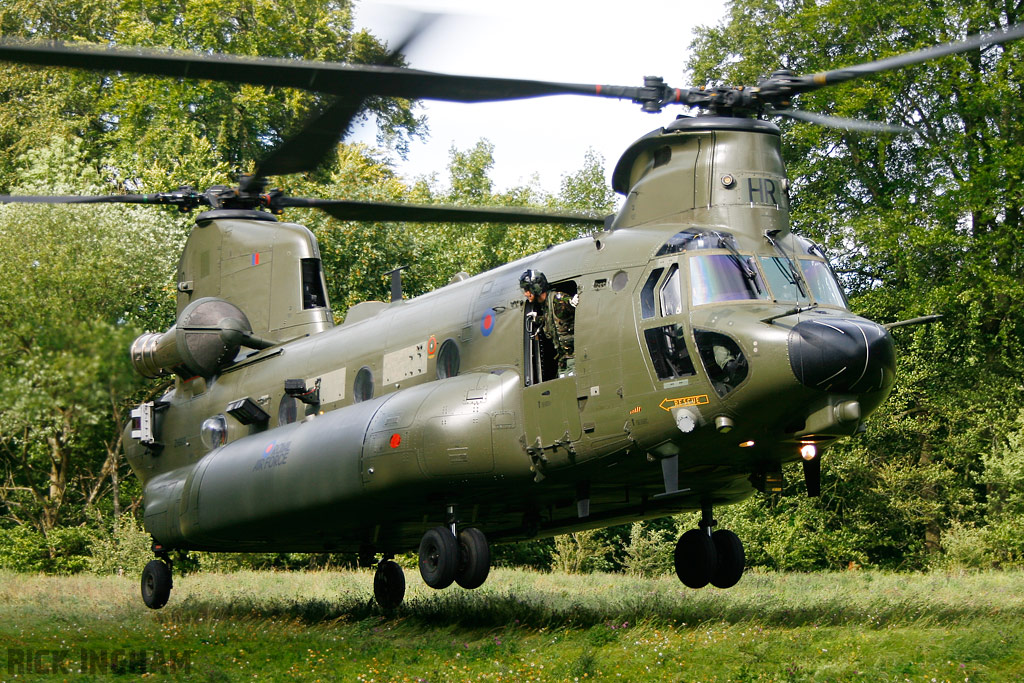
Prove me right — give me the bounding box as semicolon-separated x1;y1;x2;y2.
0;20;1021;611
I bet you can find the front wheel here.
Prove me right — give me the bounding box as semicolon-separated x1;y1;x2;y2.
141;559;172;609
455;528;490;590
674;529;717;589
710;529;745;589
418;526;457;589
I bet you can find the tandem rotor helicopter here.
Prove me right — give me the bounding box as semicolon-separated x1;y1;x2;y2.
0;18;1021;610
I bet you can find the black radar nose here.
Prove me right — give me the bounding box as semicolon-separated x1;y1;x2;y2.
788;318;895;394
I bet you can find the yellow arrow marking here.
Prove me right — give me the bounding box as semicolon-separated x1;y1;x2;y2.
659;395;710;411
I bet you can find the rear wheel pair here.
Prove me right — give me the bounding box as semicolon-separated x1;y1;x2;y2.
674;528;745;589
418;526;490;590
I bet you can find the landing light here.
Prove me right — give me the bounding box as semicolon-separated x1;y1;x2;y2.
739;440;756;448
800;444;818;460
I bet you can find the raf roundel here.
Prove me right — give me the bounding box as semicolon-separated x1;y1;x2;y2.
480;308;496;337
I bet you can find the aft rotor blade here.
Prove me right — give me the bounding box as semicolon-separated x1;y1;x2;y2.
279;197;606;225
0;38;638;104
789;22;1024;94
768;107;918;134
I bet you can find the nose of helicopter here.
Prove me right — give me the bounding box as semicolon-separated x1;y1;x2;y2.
788;318;895;395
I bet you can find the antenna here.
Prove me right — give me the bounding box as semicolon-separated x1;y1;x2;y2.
386;265;410;302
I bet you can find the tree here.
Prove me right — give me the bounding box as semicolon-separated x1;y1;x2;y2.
0;139;186;537
0;0;423;191
688;0;1024;566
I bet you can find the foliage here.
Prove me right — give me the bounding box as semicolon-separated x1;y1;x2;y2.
0;139;186;535
0;0;423;190
687;0;1024;569
0;524;90;573
492;538;555;571
550;529;612;574
619;521;673;578
87;513;154;576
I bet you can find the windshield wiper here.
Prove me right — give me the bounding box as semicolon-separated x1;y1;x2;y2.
764;229;808;298
713;231;763;295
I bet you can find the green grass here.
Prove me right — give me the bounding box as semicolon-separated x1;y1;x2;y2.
2;568;1024;681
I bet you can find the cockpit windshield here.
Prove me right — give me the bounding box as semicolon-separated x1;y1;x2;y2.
799;259;847;308
690;254;769;306
759;256;811;304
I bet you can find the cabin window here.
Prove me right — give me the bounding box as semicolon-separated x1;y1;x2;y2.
644;324;696;380
656;229;739;256
200;415;227;450
660;265;683;316
689;254;767;306
694;329;748;397
301;258;328;309
278;396;297;425
353;366;374;403
759;256;811;304
800;259;847;308
436;339;460;379
640;267;664;319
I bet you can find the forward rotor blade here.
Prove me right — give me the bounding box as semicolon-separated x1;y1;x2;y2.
791;21;1024;93
768;107;918;134
0;38;630;104
244;14;437;187
278;197;606;225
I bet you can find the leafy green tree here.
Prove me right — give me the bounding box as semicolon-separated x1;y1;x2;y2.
689;0;1024;567
0;139;186;539
0;0;423;190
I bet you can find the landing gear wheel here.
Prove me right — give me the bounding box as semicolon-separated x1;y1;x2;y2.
418;526;457;589
455;528;490;590
141;559;172;609
373;560;406;609
710;529;745;589
674;529;717;589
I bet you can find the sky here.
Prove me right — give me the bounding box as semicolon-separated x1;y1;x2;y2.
350;1;729;196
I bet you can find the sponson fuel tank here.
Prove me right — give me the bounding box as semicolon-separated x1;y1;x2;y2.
144;371;528;549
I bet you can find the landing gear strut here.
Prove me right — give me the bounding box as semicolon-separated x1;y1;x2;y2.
674;502;745;590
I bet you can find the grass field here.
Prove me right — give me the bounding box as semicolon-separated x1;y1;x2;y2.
2;568;1023;682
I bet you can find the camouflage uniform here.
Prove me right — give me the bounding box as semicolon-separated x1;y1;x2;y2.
539;291;577;375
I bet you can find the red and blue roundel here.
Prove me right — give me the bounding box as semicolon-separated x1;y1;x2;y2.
480;308;496;337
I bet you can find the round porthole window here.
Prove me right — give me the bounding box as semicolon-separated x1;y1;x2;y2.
200;415;227;450
436;339;460;379
353;366;374;403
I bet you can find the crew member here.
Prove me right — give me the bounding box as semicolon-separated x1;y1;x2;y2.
519;269;577;376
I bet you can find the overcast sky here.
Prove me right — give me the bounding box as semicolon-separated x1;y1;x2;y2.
350;1;729;196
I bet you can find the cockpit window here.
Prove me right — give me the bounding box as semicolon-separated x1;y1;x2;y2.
640;267;664;319
694;330;749;397
760;256;811;304
799;259;847;308
660;265;683;316
690;254;768;306
656;229;738;256
644;324;696;380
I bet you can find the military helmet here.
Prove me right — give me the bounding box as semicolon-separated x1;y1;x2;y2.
519;269;549;297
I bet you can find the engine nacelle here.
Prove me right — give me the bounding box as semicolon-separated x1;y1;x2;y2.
130;297;263;379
